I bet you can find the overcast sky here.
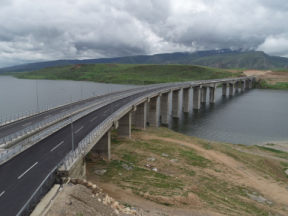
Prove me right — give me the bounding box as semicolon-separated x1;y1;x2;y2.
1;0;288;68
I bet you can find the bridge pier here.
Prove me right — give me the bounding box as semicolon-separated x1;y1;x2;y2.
201;87;207;103
245;80;249;89
118;112;131;138
149;96;159;127
160;92;170;124
146;101;150;125
209;87;216;103
235;82;239;92
92;130;111;160
222;83;227;96
135;102;146;130
241;81;245;92
182;88;190;113
229;83;234;96
193;87;201;109
131;111;135;126
172;90;180;117
249;80;252;89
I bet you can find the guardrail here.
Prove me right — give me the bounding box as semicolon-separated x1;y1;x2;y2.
0;84;172;164
0;85;141;127
0;85;161;147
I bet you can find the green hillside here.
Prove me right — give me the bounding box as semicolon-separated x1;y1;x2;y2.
14;64;241;85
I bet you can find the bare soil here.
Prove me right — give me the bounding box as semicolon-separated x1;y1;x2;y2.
243;70;288;84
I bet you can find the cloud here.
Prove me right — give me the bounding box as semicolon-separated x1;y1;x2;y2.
257;35;288;57
0;0;288;68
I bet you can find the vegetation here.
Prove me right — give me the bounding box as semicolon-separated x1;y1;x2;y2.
86;127;288;215
254;79;288;90
14;64;241;85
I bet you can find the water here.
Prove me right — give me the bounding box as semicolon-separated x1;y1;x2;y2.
0;76;133;119
1;76;287;145
164;88;288;145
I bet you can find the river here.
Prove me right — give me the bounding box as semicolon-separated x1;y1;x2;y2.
0;76;287;145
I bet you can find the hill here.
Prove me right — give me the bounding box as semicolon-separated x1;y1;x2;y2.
1;49;288;73
14;64;241;85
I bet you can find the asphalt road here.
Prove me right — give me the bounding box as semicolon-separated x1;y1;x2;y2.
0;86;167;216
0;88;134;140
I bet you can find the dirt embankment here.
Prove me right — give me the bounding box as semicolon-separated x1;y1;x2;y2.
47;127;288;216
243;70;288;84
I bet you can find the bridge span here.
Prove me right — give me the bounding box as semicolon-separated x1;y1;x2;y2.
0;76;255;216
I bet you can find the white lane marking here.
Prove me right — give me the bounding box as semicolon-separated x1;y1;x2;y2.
0;191;4;197
61;109;66;112
22;122;32;127
51;141;64;152
90;117;97;122
104;109;109;113
75;126;84;134
44;115;51;118
18;162;38;179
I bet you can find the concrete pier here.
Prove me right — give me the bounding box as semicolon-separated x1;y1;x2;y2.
172;90;180;117
160;92;170;124
209;87;216;103
222;83;227;96
193;87;201;109
92;131;111;159
146;101;150;125
149;96;159;127
135;102;146;130
245;80;249;89
229;83;234;96
118;112;131;138
201;87;207;103
131;111;135;125
241;81;245;92
182;88;190;113
249;80;252;89
235;82;239;92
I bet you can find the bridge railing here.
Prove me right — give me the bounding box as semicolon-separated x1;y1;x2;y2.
0;84;142;127
0;84;171;165
0;85;158;147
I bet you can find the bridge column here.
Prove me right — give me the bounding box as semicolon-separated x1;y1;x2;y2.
222;83;227;96
209;87;216;103
135;102;146;130
172;90;180;117
229;83;234;96
131;111;135;126
193;87;201;109
149;96;159;127
118;112;131;138
249;80;252;89
241;81;245;92
245;80;249;89
92;130;111;160
235;82;239;92
201;87;207;103
160;92;170;124
146;101;150;125
182;88;190;113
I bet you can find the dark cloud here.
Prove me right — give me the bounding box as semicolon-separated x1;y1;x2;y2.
0;0;288;68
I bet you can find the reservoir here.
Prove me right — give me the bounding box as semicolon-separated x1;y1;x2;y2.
0;76;287;145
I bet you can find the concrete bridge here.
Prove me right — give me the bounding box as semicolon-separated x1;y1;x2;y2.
0;76;255;216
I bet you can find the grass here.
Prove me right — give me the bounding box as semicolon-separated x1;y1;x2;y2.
14;63;241;85
86;127;287;215
254;79;288;90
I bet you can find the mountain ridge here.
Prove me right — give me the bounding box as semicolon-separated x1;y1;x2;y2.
1;49;288;73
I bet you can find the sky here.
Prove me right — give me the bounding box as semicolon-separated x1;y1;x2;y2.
1;0;288;68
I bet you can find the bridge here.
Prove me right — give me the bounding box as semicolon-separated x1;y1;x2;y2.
0;76;256;216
